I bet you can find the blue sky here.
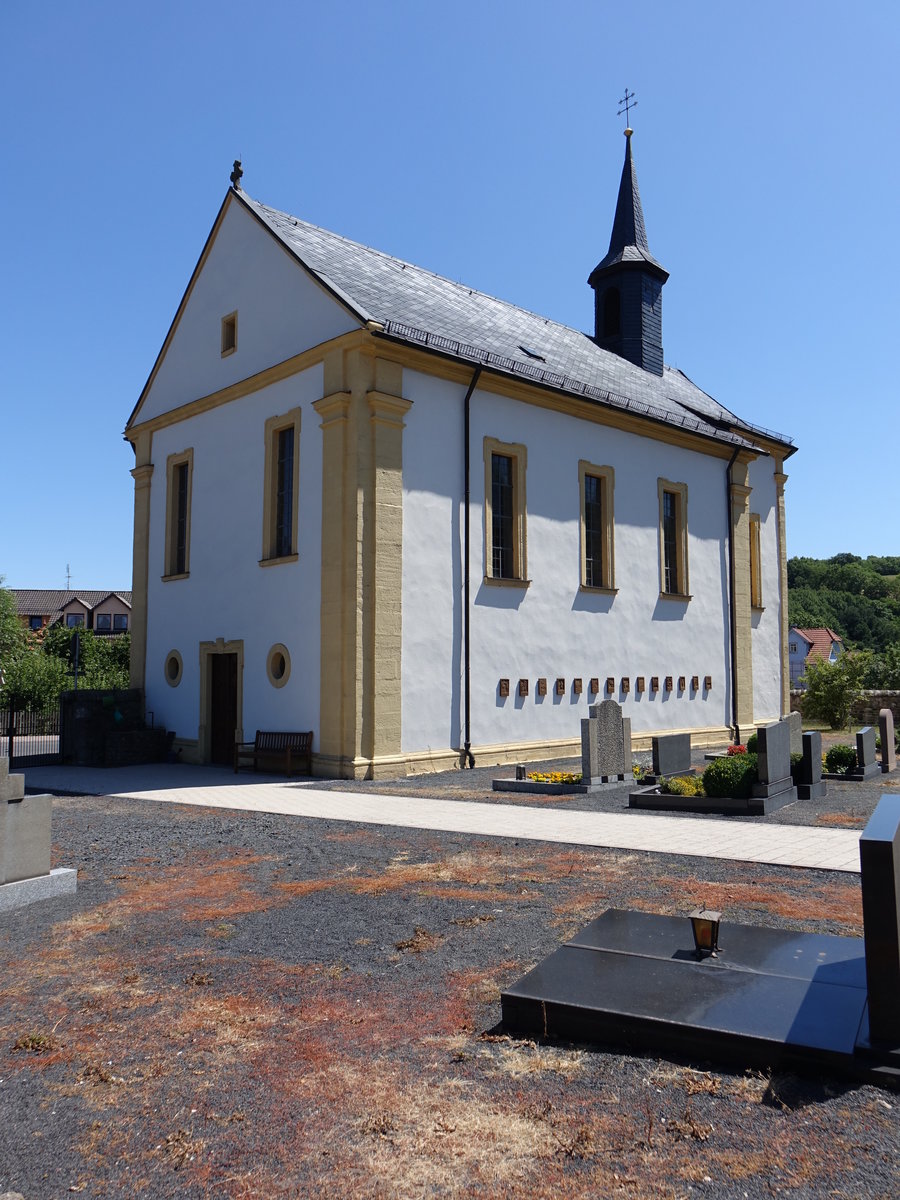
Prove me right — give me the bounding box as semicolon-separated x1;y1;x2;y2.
2;1;898;589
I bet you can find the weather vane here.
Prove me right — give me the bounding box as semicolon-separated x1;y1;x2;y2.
617;88;637;129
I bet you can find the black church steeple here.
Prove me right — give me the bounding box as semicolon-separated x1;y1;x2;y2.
589;127;668;376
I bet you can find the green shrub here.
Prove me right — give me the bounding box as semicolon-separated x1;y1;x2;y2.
703;753;758;799
661;774;705;797
746;732;758;753
824;744;857;776
802;651;872;730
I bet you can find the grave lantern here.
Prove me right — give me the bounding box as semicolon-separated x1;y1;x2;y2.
689;908;722;960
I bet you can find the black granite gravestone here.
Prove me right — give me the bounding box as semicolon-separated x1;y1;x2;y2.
797;730;826;801
651;733;692;778
860;795;900;1044
856;727;881;781
752;720;797;803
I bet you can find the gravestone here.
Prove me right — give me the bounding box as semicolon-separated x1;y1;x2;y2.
855;727;881;780
581;699;627;783
580;717;600;783
859;795;900;1043
622;717;632;772
787;710;802;757
0;760;50;884
652;733;692;778
751;719;797;802
879;709;897;774
1;759;76;910
796;730;826;800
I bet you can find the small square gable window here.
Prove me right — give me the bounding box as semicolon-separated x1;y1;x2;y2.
221;311;237;357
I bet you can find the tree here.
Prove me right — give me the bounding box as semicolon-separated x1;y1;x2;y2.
866;642;900;690
0;577;25;691
802;651;872;730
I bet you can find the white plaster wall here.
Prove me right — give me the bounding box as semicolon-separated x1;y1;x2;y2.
401;372;735;756
401;371;465;755
748;458;783;721
143;364;323;746
136;199;358;425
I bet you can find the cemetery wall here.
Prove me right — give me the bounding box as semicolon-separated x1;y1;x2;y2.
789;689;900;726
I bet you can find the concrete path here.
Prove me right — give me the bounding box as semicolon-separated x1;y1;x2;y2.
22;763;862;874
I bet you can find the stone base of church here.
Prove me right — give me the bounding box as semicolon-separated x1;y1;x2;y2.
317;727;735;781
174;726;734;780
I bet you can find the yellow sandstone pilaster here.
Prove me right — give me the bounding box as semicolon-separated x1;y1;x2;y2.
368;390;413;770
313;389;352;774
128;430;153;690
774;464;790;716
315;345;407;779
730;460;754;739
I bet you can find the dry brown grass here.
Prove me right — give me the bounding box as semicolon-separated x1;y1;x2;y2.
2;827;889;1199
632;873;862;931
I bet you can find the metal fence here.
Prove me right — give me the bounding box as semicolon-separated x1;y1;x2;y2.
1;704;61;766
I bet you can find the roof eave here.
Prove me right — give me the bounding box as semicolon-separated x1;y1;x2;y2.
369;324;753;456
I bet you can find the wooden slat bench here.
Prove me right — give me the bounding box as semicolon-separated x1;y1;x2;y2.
234;730;313;777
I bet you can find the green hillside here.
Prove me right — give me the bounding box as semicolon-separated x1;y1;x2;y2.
788;553;900;687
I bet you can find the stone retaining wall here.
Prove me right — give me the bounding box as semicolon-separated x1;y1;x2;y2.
790;690;900;726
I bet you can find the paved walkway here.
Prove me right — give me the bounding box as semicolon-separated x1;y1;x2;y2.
22;763;862;874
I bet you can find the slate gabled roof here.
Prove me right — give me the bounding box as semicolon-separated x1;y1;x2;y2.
237;191;794;457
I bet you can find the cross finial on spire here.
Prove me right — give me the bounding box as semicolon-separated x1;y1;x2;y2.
617;88;637;132
230;159;243;190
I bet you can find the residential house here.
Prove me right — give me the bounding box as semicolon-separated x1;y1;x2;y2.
13;591;132;634
789;627;843;688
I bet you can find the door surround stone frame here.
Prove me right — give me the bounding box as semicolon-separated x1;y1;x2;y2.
198;637;244;763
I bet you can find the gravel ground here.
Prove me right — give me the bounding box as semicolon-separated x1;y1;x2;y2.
0;792;897;1199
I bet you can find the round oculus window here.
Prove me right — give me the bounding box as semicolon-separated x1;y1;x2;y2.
266;643;291;688
164;650;183;687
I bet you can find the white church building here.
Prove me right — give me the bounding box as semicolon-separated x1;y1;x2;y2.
126;134;795;778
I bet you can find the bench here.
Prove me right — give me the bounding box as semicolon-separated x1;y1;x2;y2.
234;730;313;777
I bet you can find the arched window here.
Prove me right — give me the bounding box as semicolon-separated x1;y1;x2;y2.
602;287;621;337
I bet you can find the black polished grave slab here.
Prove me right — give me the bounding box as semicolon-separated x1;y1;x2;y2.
628;786;796;815
501;909;898;1083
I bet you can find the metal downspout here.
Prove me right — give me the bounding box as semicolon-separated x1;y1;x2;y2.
463;367;482;767
725;447;740;739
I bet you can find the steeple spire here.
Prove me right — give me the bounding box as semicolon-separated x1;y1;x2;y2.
589;125;668;376
605;129;650;262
